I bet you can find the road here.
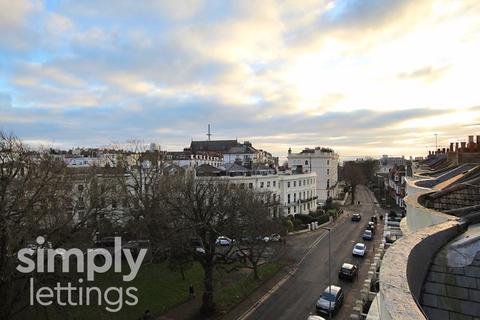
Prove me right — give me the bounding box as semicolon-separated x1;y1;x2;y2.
240;185;383;320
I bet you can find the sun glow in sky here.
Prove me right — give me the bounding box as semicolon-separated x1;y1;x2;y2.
1;0;480;157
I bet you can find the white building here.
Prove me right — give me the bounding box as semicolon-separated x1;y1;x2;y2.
378;155;407;174
166;151;223;168
278;172;317;216
196;168;317;217
188;140;271;166
287;147;339;204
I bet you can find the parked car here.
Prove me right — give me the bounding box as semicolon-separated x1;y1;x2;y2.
351;213;361;221
367;222;376;234
269;234;282;242
352;243;366;257
216;236;233;246
338;263;358;281
363;230;373;241
315;285;344;315
123;240;151;259
385;234;400;244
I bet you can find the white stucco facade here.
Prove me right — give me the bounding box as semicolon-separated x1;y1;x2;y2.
287;147;339;204
201;172;317;217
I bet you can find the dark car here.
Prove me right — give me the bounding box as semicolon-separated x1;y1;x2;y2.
351;213;361;221
385;234;400;244
123;240;151;259
316;285;344;315
338;263;358;281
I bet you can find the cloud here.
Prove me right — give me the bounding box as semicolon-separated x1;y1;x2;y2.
0;0;41;50
0;0;480;157
397;65;451;82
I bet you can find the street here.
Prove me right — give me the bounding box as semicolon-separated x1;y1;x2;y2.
236;185;384;320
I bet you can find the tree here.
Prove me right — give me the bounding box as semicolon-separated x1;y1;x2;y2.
228;189;283;280
0;132;112;319
158;174;278;315
342;161;367;204
158;174;229;314
115;147;168;241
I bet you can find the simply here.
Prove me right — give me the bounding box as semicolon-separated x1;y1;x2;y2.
16;237;147;282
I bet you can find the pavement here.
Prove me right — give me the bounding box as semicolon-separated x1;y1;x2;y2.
224;185;386;320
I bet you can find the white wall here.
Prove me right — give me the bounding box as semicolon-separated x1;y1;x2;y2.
288;149;339;204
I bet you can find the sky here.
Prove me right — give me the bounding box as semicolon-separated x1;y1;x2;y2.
1;0;480;158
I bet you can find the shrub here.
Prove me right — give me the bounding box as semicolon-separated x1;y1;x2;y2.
316;214;330;225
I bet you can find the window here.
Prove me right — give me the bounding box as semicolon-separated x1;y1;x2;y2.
327;169;330;175
294;206;297;213
249;183;253;189
299;180;302;187
327;191;330;198
305;160;308;165
293;181;296;187
260;182;264;188
288;194;291;204
273;181;276;187
327;160;330;165
303;191;306;199
78;184;84;192
287;181;290;188
294;193;297;202
267;181;271;187
327;179;330;189
288;208;291;214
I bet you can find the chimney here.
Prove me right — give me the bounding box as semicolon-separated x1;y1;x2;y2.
477;135;480;145
455;142;459;152
288;148;292;155
449;142;454;152
442;148;446;153
461;141;466;151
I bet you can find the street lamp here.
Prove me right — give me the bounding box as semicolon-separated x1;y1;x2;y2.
321;226;332;320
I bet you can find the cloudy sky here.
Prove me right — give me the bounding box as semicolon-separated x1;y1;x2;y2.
1;0;480;158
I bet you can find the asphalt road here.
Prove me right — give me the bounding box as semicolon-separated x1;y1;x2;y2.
244;185;383;320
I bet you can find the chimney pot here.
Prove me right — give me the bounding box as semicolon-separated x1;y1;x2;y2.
455;142;459;151
449;142;454;152
469;135;474;143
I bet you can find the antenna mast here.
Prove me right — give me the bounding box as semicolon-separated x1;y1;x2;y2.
207;124;212;141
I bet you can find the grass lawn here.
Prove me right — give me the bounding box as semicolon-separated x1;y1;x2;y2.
24;259;284;320
215;260;284;313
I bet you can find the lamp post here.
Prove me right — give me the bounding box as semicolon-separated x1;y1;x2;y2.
321;226;332;320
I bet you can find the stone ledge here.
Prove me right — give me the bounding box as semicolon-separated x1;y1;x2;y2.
378;219;462;320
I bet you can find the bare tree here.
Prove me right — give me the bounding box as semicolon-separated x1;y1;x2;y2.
229;189;283;280
115;148;167;238
0;132;111;319
342;161;367;204
158;174;242;315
